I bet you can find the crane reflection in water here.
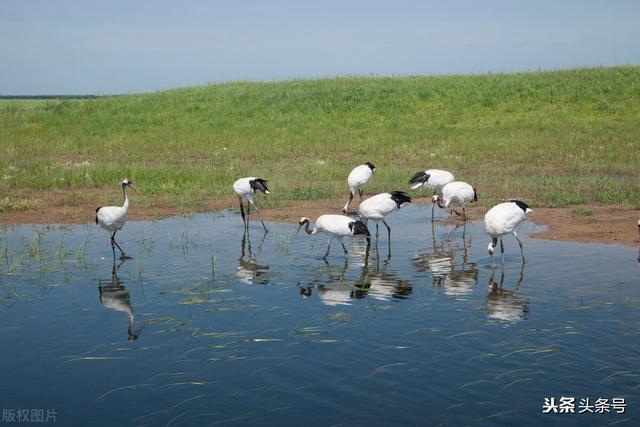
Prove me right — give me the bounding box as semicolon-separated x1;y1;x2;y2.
412;222;478;298
298;240;412;305
236;229;271;285
98;261;141;341
482;264;529;324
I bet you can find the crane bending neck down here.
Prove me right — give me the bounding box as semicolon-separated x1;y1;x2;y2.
298;218;316;235
297;216;372;259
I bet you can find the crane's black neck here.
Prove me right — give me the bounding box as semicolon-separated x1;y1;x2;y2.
301;220;313;235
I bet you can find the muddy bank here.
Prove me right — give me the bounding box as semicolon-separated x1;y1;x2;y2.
1;194;638;247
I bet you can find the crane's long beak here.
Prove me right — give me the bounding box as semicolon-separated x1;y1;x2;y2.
296;223;303;235
130;184;142;194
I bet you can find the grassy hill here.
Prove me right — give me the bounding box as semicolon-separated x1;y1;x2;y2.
1;66;639;213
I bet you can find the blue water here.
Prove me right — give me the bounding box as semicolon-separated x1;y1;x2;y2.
0;207;638;426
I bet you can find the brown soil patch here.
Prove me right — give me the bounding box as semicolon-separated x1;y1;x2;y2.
1;193;638;247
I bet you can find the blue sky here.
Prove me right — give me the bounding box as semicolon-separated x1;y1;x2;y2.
1;0;639;95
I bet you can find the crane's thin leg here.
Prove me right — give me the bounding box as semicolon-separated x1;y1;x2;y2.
340;240;348;256
364;237;371;260
462;221;467;244
382;219;392;259
112;231;129;260
500;238;505;265
252;202;268;232
240;229;248;258
324;239;332;259
358;188;364;201
513;231;525;263
431;202;436;222
462;206;467;221
489;238;497;268
382;219;391;241
516;262;525;289
238;196;246;229
110;238;116;262
375;223;379;239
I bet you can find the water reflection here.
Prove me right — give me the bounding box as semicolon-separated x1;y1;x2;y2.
308;260;354;306
298;255;412;305
355;256;413;301
236;230;270;285
412;226;478;297
482;265;529;324
98;262;139;341
3;210;640;426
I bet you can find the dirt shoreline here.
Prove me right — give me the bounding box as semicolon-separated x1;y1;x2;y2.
1;196;638;247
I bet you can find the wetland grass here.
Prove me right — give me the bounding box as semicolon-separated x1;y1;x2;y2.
0;66;639;212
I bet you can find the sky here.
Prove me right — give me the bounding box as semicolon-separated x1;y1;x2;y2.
1;0;639;95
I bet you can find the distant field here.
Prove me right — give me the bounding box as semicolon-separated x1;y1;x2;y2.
1;66;639;214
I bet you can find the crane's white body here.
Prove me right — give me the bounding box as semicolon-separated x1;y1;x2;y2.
343;163;375;212
357;191;411;240
439;181;475;209
347;164;374;193
234;176;269;204
485;202;529;238
485;201;533;265
358;193;402;220
410;169;454;191
298;214;370;258
233;176;270;231
311;215;359;237
96;202;128;234
96;179;139;260
409;169;455;220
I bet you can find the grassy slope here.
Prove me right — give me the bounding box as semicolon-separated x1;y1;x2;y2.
1;66;639;212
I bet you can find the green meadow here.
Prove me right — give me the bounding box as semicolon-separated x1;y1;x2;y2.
1;66;639;213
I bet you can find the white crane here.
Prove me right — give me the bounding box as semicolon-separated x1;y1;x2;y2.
95;179;140;260
343;162;376;213
357;191;412;241
433;181;478;220
297;214;371;259
408;169;454;219
233;177;270;232
485;200;533;266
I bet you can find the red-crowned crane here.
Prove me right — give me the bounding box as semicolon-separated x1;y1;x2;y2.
357;191;412;241
343;162;376;213
95;179;140;260
233;177;270;232
408;169;454;220
485;200;533;266
433;181;478;220
298;214;370;259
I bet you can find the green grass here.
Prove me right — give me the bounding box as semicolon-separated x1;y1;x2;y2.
572;208;594;216
1;66;639;210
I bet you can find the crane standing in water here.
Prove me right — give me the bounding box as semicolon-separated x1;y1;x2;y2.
95;179;140;261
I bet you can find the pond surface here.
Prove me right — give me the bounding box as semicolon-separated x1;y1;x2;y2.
0;206;638;426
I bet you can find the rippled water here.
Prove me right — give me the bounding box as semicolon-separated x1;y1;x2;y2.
0;207;638;426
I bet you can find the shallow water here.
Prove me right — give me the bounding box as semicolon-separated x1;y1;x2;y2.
0;206;638;426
